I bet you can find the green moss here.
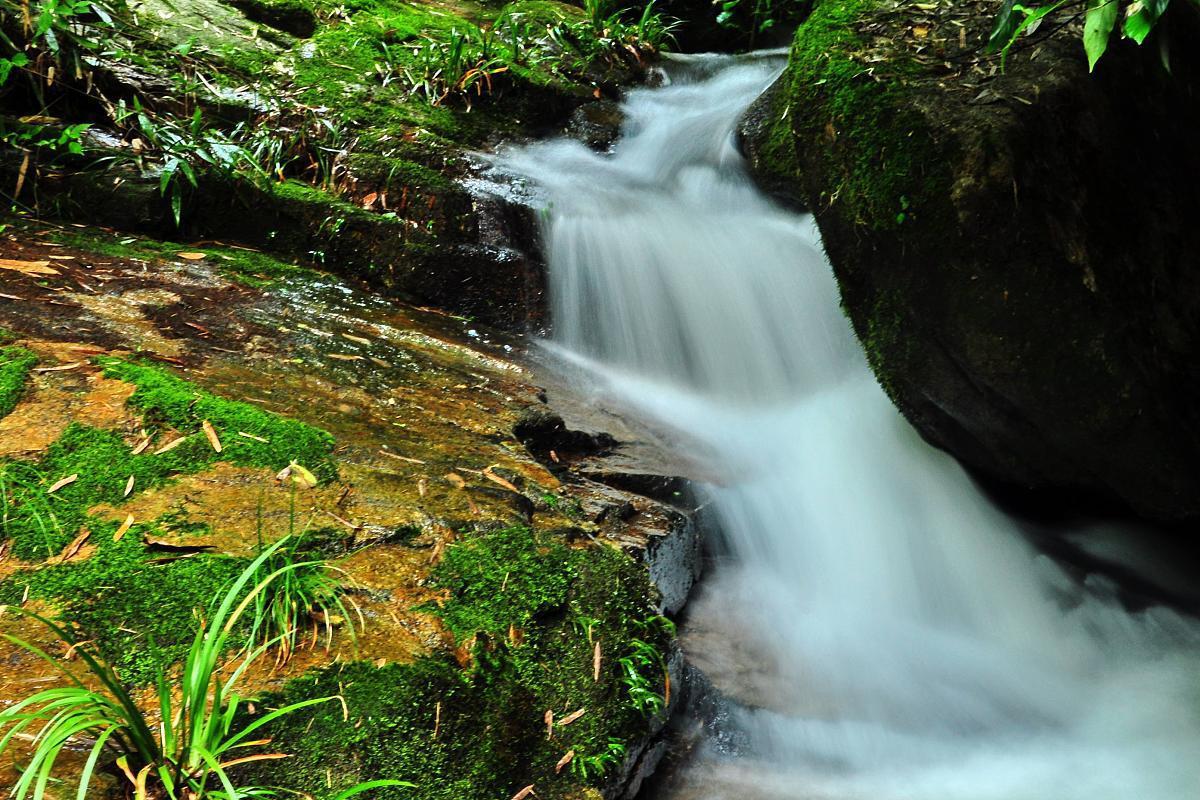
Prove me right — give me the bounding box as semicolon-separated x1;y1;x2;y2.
783;0;940;229
0;520;247;684
428;525;574;639
253;528;671;799
0;361;332;559
0;423;215;559
0;345;37;419
343;152;455;194
97;357;337;481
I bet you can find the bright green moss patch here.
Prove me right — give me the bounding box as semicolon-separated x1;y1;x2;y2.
429;524;574;639
783;0;940;229
97;357;337;481
0;423;215;559
0;362;333;559
0;345;37;419
254;527;673;799
0;520;247;684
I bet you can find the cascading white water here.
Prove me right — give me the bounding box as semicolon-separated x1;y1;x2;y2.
498;55;1200;799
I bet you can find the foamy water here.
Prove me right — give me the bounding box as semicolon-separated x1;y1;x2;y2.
497;54;1200;800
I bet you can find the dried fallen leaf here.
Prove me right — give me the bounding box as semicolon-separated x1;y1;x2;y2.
444;472;466;489
341;332;372;345
482;467;520;494
555;751;575;774
510;786;535;800
143;535;214;554
113;514;135;542
176;252;206;260
47;474;78;494
0;258;58;276
417;477;427;497
328;353;364;362
34;362;82;373
238;431;269;443
131;437;152;455
380;449;426;465
558;708;585;727
288;461;318;489
201;420;222;453
154;437;187;455
544;709;554;739
50;528;91;563
124;475;135;498
593;640;602;682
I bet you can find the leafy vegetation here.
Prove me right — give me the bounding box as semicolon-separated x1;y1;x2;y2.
248;528;360;664
988;0;1177;71
0;538;408;800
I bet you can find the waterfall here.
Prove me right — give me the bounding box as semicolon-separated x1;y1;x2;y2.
497;55;1200;800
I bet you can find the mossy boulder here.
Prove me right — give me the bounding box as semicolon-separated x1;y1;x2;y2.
745;0;1200;521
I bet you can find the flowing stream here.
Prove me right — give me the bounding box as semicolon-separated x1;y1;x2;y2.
498;55;1200;799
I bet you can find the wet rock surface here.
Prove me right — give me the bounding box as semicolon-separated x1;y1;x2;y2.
745;0;1200;523
0;220;701;797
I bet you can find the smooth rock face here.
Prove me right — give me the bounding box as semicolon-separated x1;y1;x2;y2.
745;1;1200;522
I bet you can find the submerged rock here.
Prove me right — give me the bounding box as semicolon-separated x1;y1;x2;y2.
744;0;1200;522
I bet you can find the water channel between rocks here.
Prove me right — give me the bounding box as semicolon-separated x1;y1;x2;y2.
495;52;1200;800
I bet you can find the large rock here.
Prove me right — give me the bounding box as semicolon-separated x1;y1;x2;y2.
744;0;1200;521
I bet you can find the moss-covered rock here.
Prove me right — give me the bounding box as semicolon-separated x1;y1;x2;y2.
745;0;1200;522
251;526;675;799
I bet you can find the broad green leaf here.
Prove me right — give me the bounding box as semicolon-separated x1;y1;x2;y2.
1084;0;1119;70
987;0;1020;52
1124;0;1170;44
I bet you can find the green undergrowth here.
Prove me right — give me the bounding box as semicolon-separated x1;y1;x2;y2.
0;345;37;419
0;517;248;685
780;0;940;229
252;526;672;799
98;357;337;480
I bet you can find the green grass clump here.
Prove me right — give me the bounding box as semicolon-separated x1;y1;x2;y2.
0;537;407;800
98;357;337;480
254;527;673;799
0;345;37;419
